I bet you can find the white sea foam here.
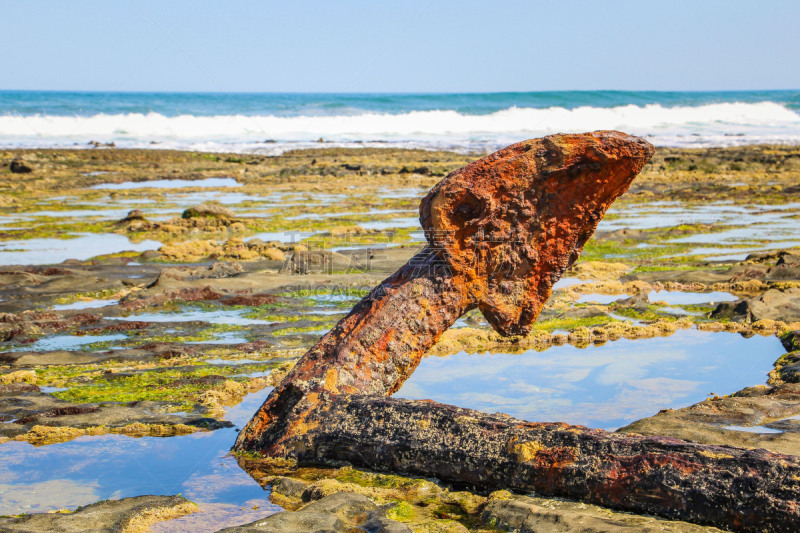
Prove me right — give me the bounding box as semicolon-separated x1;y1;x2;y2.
1;101;799;152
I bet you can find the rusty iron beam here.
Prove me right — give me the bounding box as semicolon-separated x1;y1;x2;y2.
266;395;800;533
235;131;654;455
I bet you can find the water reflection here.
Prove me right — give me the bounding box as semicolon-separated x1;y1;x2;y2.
0;388;278;530
396;329;782;431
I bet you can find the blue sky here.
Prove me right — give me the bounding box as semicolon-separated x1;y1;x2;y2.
2;0;798;92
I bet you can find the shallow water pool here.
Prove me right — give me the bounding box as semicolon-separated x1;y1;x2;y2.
395;329;783;431
0;388;279;531
0;234;162;266
90;177;240;190
108;308;270;326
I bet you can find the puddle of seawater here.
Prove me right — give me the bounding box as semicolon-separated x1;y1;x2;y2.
108;309;269;326
685;243;800;261
395;329;783;431
0;388;280;531
39;386;69;393
360;217;420;230
204;358;263;366
657;306;706;317
377;188;424;199
599;202;800;232
287;209;415;221
311;308;347;316
189;332;250;345
552;277;585;290
723;425;784;434
647;290;737;305
0;234;162;266
578;290;736;306
19;334;127;352
53;299;119;311
576;293;626;304
250;231;317;244
90;177;240;190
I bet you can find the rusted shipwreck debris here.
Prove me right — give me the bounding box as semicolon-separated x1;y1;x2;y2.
235;132;800;531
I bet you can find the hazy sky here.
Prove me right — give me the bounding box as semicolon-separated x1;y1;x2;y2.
3;0;798;92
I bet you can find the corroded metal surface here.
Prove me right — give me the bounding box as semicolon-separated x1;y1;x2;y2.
281;395;800;532
235;131;654;454
234;133;800;530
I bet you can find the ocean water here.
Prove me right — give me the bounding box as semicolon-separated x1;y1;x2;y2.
1;90;799;153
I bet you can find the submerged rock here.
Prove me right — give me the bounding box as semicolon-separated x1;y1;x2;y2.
0;494;197;532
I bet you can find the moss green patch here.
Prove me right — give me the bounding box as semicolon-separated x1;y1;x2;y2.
386;500;415;522
530;316;612;333
51;362;276;410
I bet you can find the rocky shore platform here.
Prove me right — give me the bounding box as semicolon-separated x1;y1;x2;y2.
1;144;800;531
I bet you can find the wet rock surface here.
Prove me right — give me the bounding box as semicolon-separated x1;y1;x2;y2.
0;494;197;532
482;492;722;532
711;287;800;322
216;492;406;533
0;388;229;442
2;144;800;531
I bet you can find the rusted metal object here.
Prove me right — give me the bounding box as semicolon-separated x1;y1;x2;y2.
235;131;653;454
261;395;800;532
234;132;800;530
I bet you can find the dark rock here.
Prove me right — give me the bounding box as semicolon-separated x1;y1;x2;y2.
361;513;413;533
0;494;195;532
774;352;800;383
781;330;800;352
10;157;33;174
120;209;147;223
271;476;308;498
616;291;650;312
182;203;236;219
710;289;800;322
0;382;40;394
709;299;750;320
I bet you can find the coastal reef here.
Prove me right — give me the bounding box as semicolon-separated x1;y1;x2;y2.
1;141;800;532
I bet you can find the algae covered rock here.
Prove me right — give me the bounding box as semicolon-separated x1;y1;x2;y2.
0;494;197;532
158;238;285;262
183;203;236;219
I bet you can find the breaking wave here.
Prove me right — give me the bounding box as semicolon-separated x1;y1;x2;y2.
1;101;799;152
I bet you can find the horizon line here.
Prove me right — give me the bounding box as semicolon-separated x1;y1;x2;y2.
1;88;799;96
